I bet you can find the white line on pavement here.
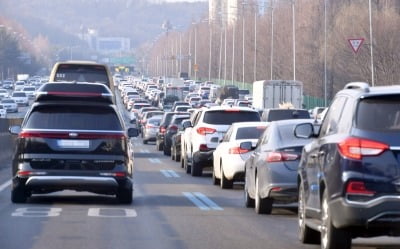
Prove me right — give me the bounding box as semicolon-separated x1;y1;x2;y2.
160;170;180;178
0;180;11;192
193;192;224;211
149;158;161;164
183;192;210;210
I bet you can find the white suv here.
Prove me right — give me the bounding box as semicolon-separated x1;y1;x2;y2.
182;106;261;176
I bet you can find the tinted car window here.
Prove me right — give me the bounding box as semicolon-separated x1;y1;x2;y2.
356;96;400;132
203;111;260;125
236;126;266;140
54;64;109;84
12;92;26;97
265;109;310;121
25;105;122;130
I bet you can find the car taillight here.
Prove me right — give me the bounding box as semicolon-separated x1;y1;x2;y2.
338;137;388;160
196;127;216;135
266;152;299;162
19;131;126;139
346;181;375;196
146;124;155;129
229;146;250;154
199;144;209;151
160;126;166;134
169;125;178;132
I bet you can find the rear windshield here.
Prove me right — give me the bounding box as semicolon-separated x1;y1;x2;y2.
236;126;266;139
266;110;310;122
356;97;400;132
204;111;260;125
12;92;26;97
25;105;122;130
54;64;109;86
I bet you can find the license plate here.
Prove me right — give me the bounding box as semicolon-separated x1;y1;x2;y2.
57;140;90;148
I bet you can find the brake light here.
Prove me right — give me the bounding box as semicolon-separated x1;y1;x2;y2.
160;126;166;134
338;137;388;160
19;131;125;139
266;152;299;162
146;124;156;129
17;171;32;176
346;181;375;196
229;146;250;154
196;127;216;135
199;144;209;151
169;125;178;132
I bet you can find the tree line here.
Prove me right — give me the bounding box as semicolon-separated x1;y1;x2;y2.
145;0;400;102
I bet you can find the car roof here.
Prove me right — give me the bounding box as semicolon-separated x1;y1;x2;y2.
231;121;269;128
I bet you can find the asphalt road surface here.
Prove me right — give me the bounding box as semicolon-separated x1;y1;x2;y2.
0;94;398;249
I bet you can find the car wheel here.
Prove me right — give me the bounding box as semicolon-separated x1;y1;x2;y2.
171;146;175;160
143;138;148;144
220;164;233;189
244;176;255;208
156;140;163;151
163;143;171;156
298;182;319;244
117;186;133;204
190;156;202;177
255;176;273;214
11;182;28;203
180;153;185;168
320;189;351;249
212;166;220;185
175;148;180;162
184;154;191;174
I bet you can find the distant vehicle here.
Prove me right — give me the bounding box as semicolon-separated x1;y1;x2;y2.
0;89;9;99
1;98;18;113
10;91;29;106
261;108;311;122
14;81;25;91
252;80;303;110
21;86;36;99
216;85;239;104
2;80;14;89
178;72;189;80
49;61;115;94
238;89;250;99
142;116;162;144
0;104;6;118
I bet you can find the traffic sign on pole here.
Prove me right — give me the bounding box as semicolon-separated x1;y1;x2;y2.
348;38;364;53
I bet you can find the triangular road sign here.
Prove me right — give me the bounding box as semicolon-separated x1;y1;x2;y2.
348;38;364;53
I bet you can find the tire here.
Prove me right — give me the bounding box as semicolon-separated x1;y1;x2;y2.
220;165;233;189
11;182;28;203
174;148;181;162
184;154;191;174
190;156;202;177
163;143;171;156
212;166;220;185
117;186;133;204
180;153;185;168
244;176;255;208
298;182;320;244
320;190;352;249
171;146;176;161
255;176;273;214
156;140;163;151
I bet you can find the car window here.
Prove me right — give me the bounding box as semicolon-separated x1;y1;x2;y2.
319;96;347;136
356;96;400;132
222;127;233;142
25;105;122;130
54;64;109;85
266;109;310;121
235;126;267;140
203;111;260;125
13;92;26;97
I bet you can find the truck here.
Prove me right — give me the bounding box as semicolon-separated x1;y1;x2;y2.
157;86;189;111
252;80;303;110
215;85;239;104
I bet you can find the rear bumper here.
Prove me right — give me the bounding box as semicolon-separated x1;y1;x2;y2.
330;196;400;231
25;176;119;188
193;150;214;168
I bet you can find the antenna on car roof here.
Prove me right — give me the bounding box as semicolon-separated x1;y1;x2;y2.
344;82;370;92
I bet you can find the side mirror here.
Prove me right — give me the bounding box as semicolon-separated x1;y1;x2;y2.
9;125;21;135
127;128;139;137
294;123;316;139
240;141;253;151
182;120;192;129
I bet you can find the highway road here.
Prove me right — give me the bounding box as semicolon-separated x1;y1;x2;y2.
0;94;398;249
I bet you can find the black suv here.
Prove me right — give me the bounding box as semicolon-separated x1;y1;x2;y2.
295;82;400;249
9;83;138;203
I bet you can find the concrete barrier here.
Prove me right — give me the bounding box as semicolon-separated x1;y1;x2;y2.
0;118;23;169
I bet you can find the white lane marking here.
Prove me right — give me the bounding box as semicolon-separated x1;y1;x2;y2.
160;170;180;178
183;192;210;210
0;180;11;192
149;158;161;164
88;208;137;218
139;149;150;153
193;192;224;211
12;207;62;217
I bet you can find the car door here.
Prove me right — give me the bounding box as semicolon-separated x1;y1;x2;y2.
214;127;234;178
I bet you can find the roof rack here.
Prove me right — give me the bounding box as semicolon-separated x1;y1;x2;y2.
344;82;370;92
35;82;114;103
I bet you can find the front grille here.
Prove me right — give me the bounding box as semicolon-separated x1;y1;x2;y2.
30;159;117;170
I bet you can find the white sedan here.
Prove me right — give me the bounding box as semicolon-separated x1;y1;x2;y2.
11;91;29;106
0;104;7;118
213;121;268;189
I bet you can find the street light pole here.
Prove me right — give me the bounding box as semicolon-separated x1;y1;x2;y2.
194;26;197;81
254;6;257;83
242;4;245;88
324;0;327;106
231;19;236;85
270;1;274;80
292;0;296;81
208;22;212;81
368;0;375;86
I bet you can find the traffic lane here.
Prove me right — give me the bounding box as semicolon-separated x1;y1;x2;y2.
133;132;400;249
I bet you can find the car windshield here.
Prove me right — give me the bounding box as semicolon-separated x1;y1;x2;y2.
12;92;26;97
204;111;260;125
25;105;122;130
54;64;109;84
2;99;14;103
